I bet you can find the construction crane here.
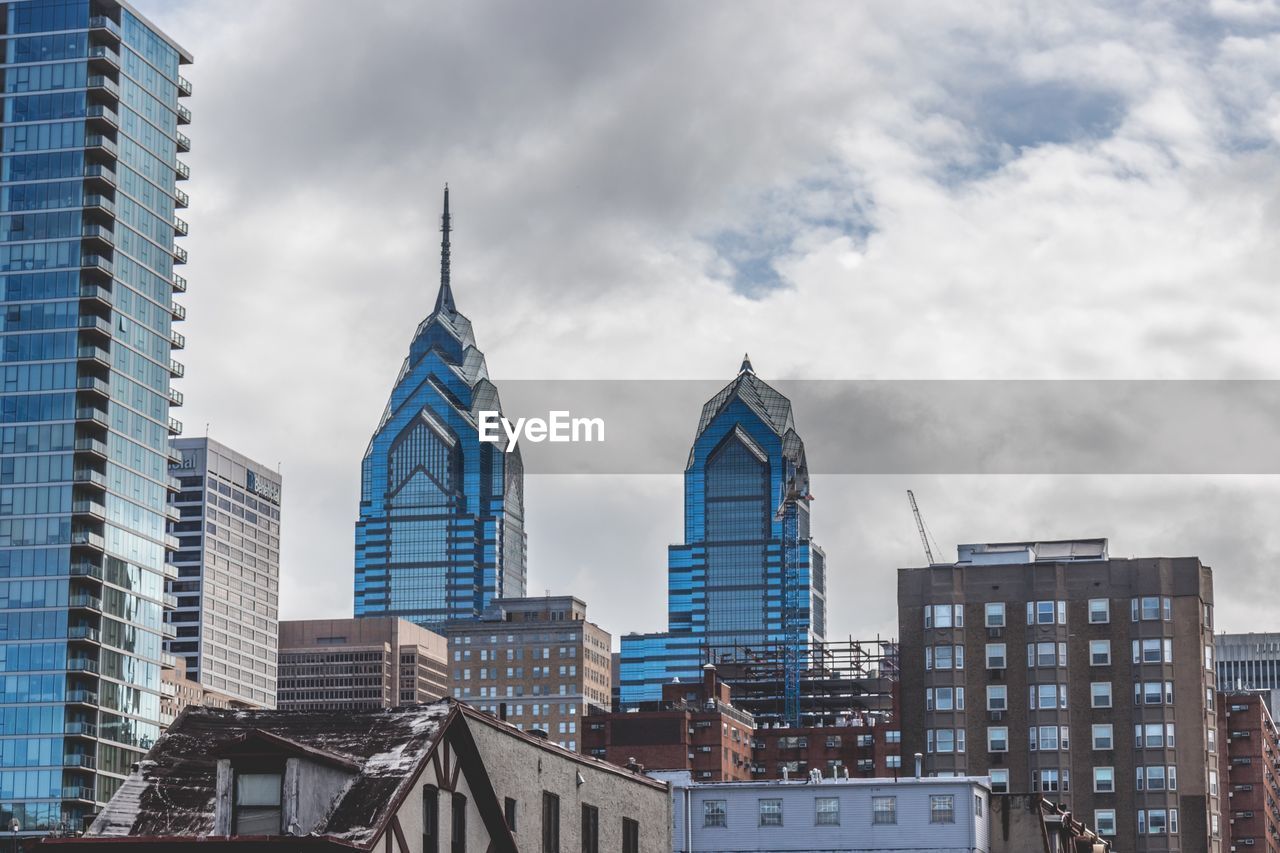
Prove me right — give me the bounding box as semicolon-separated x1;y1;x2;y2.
907;490;940;565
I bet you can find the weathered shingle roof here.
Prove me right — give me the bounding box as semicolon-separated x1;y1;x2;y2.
87;702;453;846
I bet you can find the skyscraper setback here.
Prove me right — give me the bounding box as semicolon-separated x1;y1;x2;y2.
354;189;527;628
0;0;191;833
619;358;827;705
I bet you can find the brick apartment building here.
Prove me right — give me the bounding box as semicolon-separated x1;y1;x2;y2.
276;616;449;710
899;539;1222;853
584;664;755;781
1218;691;1280;851
444;595;612;752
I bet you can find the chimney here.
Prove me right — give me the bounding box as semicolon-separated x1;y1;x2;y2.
782;765;790;782
702;663;717;703
914;752;923;779
498;703;508;721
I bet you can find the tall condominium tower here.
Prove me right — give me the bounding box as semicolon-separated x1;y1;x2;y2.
0;0;192;834
618;358;827;705
167;437;281;709
354;189;526;628
899;539;1222;853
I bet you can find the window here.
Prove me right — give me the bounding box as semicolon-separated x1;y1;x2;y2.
1093;767;1114;793
1209;770;1219;797
1030;726;1068;751
581;804;599;853
759;798;783;827
974;795;983;817
985;643;1006;669
622;818;639;853
1089;640;1110;666
926;604;962;628
1094;810;1116;837
1035;769;1065;792
703;800;726;828
988;727;1008;752
1135;723;1175;749
1134;596;1171;621
1141;808;1176;835
542;792;560;853
1088;599;1110;623
989;769;1009;793
985;602;1005;627
872;796;896;825
815;797;839;826
928;687;963;711
1029;642;1066;668
932;729;963;753
1031;683;1067;710
1205;644;1214;670
987;685;1007;711
1091;724;1113;750
930;795;955;824
1090;682;1112;708
1136;681;1173;705
234;771;282;835
1132;638;1172;664
451;793;467;853
505;797;518;832
1027;600;1065;625
423;786;440;853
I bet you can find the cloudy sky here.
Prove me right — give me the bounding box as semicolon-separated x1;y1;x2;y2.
137;0;1280;644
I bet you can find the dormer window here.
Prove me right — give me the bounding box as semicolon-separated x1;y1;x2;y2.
234;771;283;834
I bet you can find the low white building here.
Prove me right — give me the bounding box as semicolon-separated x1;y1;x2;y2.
653;770;991;853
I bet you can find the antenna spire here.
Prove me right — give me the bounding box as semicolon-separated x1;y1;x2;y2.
434;184;456;314
739;353;754;374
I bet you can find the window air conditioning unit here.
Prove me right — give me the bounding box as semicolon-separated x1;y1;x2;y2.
989;711;1004;722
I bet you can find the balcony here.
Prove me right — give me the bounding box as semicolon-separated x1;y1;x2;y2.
168;387;184;407
83;194;115;217
162;622;177;638
177;75;192;97
84;133;118;158
77;345;110;366
83;163;116;189
88;44;120;71
170;301;186;321
163;533;180;550
81;224;114;249
170;329;186;349
176;132;191;153
63;754;96;770
67;626;100;642
89;15;122;42
165;503;181;521
85;104;118;130
78;315;112;338
173;245;188;265
168;417;183;436
163;563;179;580
79;283;113;308
61;785;97;803
172;272;188;293
69;561;103;580
175;187;190;208
74;407;109;427
64;722;98;738
163;592;179;608
169;359;185;378
167;446;184;465
161;652;178;669
76;376;110;399
72;501;107;521
173;216;189;237
66;657;99;674
80;255;113;276
72;469;108;490
87;75;120;101
68;593;103;612
177;104;192;125
65;690;99;707
176;160;190;181
70;530;105;551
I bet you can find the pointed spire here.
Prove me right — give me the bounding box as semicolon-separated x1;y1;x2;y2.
434;184;456;315
739;353;754;375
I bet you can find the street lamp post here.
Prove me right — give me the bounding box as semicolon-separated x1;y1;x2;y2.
8;818;19;853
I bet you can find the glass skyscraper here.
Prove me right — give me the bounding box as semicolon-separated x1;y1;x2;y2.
0;0;191;834
619;358;827;705
354;189;526;628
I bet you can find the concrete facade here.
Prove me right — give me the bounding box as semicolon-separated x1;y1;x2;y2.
276;616;449;711
444;595;612;752
1216;634;1280;715
656;770;991;852
899;539;1221;853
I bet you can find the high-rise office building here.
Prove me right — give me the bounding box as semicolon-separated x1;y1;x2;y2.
618;358;826;705
443;595;612;752
166;437;281;709
0;0;191;833
276;616;448;712
354;189;526;628
898;539;1222;853
1215;632;1280;713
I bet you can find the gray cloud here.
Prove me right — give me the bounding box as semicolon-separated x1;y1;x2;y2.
134;0;1280;644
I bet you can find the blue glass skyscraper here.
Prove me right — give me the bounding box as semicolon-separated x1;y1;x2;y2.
0;0;191;833
354;189;526;627
619;357;827;705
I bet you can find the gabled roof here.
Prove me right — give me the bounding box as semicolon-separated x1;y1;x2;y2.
82;702;453;846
